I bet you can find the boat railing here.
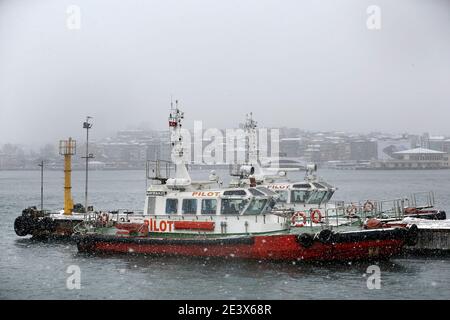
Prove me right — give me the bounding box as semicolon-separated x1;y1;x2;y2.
334;190;436;220
406;191;435;209
372;199;403;219
81;209;146;225
273;190;438;231
146;159;174;183
321;205;364;228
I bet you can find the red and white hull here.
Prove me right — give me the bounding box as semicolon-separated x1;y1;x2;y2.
75;227;415;262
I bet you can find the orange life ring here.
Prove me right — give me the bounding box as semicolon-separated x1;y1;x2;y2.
364;218;383;229
363;201;375;212
291;211;307;227
310;209;322;224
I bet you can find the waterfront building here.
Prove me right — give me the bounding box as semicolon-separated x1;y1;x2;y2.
371;147;449;169
376;137;412;160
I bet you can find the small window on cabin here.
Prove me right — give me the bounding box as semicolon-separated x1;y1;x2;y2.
201;199;217;215
182;199;197;215
291;190;310;203
221;199;249;215
256;187;277;196
292;183;311;189
248;188;265;196
223;190;247;196
147;197;156;214
165;199;178;214
275;190;288;203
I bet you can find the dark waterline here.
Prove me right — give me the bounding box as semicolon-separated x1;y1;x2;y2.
1;169;449;299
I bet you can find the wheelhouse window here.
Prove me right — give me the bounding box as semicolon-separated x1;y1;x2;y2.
221;198;248;215
291;190;310;203
307;190;327;204
244;199;268;215
165;199;178;214
275;190;288;203
323;191;334;202
201;199;217;215
182;199;197;215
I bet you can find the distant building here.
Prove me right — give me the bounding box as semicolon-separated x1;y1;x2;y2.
371;147;449;169
300;140;349;163
280;138;301;158
444;140;450;153
302;144;320;163
349;140;377;161
376;138;412;160
428;136;450;153
146;142;171;162
318;141;349;162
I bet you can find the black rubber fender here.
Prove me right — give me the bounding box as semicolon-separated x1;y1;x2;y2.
436;211;446;220
317;229;334;244
14;216;32;236
405;224;419;246
297;233;314;248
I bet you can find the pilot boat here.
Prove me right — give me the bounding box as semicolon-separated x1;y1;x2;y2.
228;113;358;231
74;103;416;261
229;113;449;254
229;113;445;229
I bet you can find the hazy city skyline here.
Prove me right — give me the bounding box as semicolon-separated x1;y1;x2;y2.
1;0;450;146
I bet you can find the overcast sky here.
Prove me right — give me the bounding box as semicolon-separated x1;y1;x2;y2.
0;0;449;146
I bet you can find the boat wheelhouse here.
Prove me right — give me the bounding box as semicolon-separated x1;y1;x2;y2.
229;113;336;207
136;185;288;236
265;180;335;210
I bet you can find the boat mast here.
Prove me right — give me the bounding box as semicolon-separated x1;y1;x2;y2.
38;160;44;211
244;112;258;166
168;100;191;185
244;112;264;177
82;116;93;212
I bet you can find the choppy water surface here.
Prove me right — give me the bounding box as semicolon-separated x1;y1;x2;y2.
1;169;449;299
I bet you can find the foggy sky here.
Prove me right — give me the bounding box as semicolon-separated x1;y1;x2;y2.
1;0;449;146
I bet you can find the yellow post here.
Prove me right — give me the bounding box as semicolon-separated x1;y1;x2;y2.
59;138;76;215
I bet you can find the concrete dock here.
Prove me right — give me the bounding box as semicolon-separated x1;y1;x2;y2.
402;218;450;254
